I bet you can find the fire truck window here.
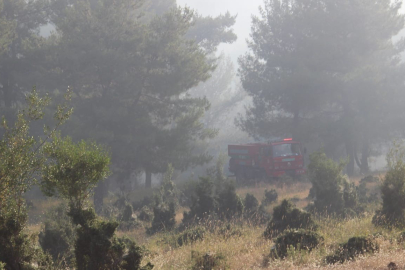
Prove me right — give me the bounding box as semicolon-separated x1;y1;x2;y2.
272;144;300;157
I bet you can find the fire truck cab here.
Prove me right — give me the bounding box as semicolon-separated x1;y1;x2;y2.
228;139;306;180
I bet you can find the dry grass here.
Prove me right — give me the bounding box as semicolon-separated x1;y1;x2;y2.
136;174;403;270
26;174;403;269
142;216;405;270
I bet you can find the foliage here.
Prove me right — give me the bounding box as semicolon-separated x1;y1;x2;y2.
71;208;152;270
148;164;177;234
44;0;236;188
216;180;244;220
183;177;217;224
325;236;379;264
147;203;176;235
308;150;358;215
138;206;153;223
0;89;71;270
217;224;243;240
38;203;75;265
39;133;152;269
373;141;405;227
0;0;50;112
244;193;259;214
191;251;229;270
264;200;317;239
118;203;141;231
183;157;244;225
262;189;278;205
41;134;110;210
237;0;405;175
270;229;323;259
177;227;206;247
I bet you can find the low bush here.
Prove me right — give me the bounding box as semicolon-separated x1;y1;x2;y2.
264;199;317;239
147;203;176;234
38;203;75;265
177;227;206;246
118;203;142;231
270;229;323;259
244;193;259;213
148;165;177;234
325;236;379;264
191;251;228;270
217;224;243;239
308;150;359;216
216;180;244;220
373;143;405;228
138;206;153;222
262;189;278;205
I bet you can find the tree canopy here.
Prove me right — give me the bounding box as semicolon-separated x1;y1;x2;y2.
41;0;236;187
238;0;405;174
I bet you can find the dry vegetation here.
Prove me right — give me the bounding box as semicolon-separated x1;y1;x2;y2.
27;175;405;270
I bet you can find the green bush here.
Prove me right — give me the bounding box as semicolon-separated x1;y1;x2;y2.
308;150;358;215
264;200;317;239
244;193;259;213
177;227;206;246
217;180;244;220
138;206;153;222
271;229;323;259
71;208;153;270
118;203;142;231
38;203;75;265
182;177;218;224
147;203;176;234
191;251;228;270
217;224;243;239
262;189;278;205
373;143;405;227
325;236;379;264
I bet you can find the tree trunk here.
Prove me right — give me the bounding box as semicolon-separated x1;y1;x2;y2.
145;170;152;188
345;140;355;176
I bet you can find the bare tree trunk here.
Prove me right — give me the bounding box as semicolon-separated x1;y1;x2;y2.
145;170;152;188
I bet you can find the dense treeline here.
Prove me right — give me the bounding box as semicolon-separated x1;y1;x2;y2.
238;0;405;175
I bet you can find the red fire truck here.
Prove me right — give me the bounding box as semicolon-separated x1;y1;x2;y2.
228;138;306;180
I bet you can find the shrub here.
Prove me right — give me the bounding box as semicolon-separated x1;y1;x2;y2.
132;196;153;211
177;227;206;246
262;189;278;205
217;224;243;239
38;203;75;265
325;236;379;264
148;165;177;234
118;203;141;231
373;142;405;227
71;208;153;270
264;199;317;239
147;202;176;234
308;150;358;215
216;180;244;220
244;193;259;213
271;229;323;259
182;177;218;224
191;251;228;270
138;206;153;222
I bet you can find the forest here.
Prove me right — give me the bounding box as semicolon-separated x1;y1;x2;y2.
1;0;405;269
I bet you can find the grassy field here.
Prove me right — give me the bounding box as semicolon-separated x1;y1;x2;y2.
27;174;405;270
